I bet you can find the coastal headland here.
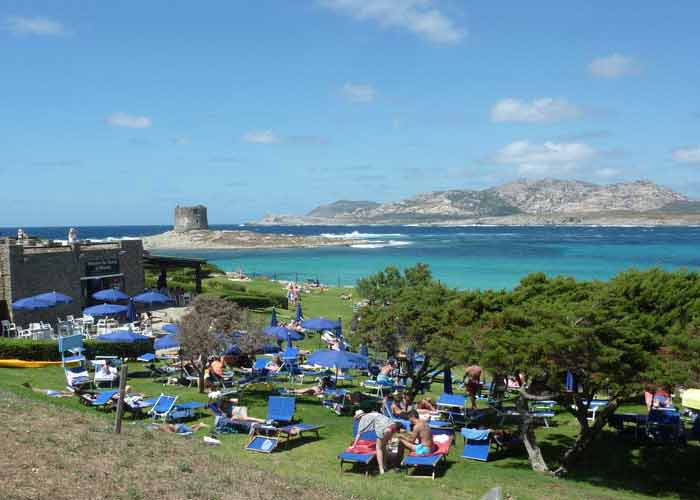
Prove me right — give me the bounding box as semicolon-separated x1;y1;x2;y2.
142;229;365;250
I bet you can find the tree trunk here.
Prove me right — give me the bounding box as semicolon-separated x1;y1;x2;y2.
554;399;619;476
516;394;551;473
198;370;205;393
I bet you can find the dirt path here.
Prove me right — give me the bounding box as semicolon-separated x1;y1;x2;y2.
0;390;344;500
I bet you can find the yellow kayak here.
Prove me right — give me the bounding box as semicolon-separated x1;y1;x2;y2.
0;359;63;368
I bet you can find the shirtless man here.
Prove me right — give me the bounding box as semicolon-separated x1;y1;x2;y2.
463;364;483;409
397;410;435;456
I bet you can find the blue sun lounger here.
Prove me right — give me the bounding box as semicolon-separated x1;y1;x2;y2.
149;394;178;421
401;436;452;480
382;398;412;431
267;396;296;424
84;390;118;409
461;427;493;461
338;420;378;475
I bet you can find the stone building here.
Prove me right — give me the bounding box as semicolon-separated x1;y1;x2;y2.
0;238;145;326
174;205;208;232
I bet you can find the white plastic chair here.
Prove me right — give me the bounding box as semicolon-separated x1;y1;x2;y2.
1;320;18;337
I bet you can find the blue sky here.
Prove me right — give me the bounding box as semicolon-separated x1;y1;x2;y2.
2;1;699;226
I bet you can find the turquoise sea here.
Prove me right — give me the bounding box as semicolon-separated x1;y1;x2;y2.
6;225;698;290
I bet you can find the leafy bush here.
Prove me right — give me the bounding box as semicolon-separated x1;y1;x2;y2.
221;292;287;310
0;338;154;361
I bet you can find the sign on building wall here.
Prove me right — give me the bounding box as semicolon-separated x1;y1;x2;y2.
85;257;119;276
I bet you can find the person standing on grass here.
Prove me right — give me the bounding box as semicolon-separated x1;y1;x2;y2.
463;364;483;410
353;411;404;475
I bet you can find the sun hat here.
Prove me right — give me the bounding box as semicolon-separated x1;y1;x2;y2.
354;409;365;419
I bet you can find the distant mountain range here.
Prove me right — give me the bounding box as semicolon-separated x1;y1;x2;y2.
257;179;700;226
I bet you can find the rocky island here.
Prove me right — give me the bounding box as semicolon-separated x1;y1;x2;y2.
142;205;366;250
142;229;365;250
257;179;700;226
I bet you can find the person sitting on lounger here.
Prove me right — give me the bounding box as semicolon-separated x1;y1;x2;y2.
417;396;436;413
391;392;411;418
397;410;435;457
353;410;404;475
289;376;333;396
377;360;396;385
267;355;283;373
653;385;672;408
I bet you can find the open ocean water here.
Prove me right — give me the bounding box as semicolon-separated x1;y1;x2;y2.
2;225;699;290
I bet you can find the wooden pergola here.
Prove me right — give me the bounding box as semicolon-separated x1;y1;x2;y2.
142;254;207;293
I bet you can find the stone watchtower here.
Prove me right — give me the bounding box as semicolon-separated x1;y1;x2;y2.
174;205;209;232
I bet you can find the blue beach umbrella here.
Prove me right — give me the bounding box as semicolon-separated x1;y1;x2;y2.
162;323;180;334
295;302;303;322
263;325;304;341
307;349;369;370
12;296;53;311
92;289;130;302
443;367;453;395
301;317;340;331
270;307;278;327
224;345;242;356
96;330;151;343
133;291;170;305
83;303;129;317
126;300;138;322
33;291;73;306
154;334;180;350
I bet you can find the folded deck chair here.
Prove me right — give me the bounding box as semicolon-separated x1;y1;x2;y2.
267;396;296;424
338;421;378;475
148;394;178;422
460;427;492;461
401;434;452;480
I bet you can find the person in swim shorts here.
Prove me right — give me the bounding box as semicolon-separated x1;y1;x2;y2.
397;410;435;457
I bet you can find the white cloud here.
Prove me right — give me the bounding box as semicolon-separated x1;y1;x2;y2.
341;82;376;103
318;0;464;45
5;16;68;36
242;130;281;144
106;112;152;129
491;98;582;124
672;145;700;164
493;140;598;176
589;53;640;79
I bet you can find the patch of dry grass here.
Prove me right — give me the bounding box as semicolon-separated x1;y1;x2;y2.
0;390;345;500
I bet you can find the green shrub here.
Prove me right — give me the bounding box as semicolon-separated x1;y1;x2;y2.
221;292;288;310
0;338;154;361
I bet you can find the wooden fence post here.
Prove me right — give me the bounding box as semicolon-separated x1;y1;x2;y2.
114;363;128;434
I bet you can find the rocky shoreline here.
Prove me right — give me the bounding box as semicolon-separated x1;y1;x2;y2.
255;211;700;227
142;230;366;250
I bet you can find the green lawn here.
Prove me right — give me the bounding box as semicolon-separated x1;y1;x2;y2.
1;362;698;499
2;279;698;499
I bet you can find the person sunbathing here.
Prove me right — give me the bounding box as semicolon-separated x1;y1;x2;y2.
21;382;74;398
397;410;435;457
417;396;437;412
377;360;396;385
154;422;208;434
267;356;283;373
289;377;333;396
